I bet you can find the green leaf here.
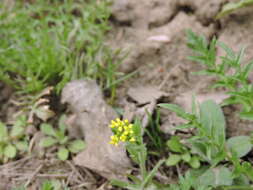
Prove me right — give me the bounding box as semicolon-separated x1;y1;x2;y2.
198;167;233;187
189;156;200;169
166;154;181;166
68;140;86;153
14;115;27;128
182;152;191;162
58;114;67;133
216;0;253;19
166;136;184;153
226;136;252;158
158;104;192;120
56;131;68;144
239;110;253;120
200;100;226;147
140;159;165;189
39;137;57;148
15;141;29;151
57;147;69;161
40;123;56;137
10;125;24;138
110;179;136;189
0;122;8;142
4;144;17;158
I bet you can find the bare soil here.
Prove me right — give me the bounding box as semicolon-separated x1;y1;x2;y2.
1;0;253;189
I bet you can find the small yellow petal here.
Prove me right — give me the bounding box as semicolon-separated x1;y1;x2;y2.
130;137;135;142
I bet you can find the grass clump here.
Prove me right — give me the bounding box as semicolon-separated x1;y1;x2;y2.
0;0;116;94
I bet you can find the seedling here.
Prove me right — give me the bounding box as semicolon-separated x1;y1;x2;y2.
39;115;86;161
0;116;29;163
166;136;201;169
187;30;253;120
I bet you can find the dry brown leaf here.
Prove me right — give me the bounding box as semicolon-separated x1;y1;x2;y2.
175;91;229;112
61;80;131;180
127;86;167;105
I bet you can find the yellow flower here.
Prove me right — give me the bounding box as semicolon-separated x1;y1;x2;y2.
129;137;135;142
108;118;137;146
120;135;127;142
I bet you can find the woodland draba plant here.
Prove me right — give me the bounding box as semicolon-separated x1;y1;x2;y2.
110;119;165;190
109;118;136;145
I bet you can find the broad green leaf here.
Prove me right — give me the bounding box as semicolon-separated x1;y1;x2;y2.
39;137;57;148
214;167;233;187
68;140;86;153
166;154;181;166
158;104;192;120
166;136;184;153
14;115;27;128
55;131;68;144
40;123;56;137
0;122;8;142
198;167;233;187
190;140;209;162
189;156;200;169
58;114;67;133
57;147;69;161
226;136;252;158
182;152;191;162
4;144;17;158
200;100;226;147
15;141;29;151
10;125;24;138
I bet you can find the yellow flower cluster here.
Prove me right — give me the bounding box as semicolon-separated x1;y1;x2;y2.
109;118;136;146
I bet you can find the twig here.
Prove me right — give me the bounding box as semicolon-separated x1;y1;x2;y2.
66;161;85;181
25;163;43;187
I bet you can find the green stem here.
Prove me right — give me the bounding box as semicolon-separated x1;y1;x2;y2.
222;186;253;190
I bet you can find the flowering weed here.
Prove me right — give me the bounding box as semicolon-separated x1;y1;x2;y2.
109;118;136;146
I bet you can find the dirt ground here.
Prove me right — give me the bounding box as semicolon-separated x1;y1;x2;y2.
109;0;253;137
1;0;253;189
